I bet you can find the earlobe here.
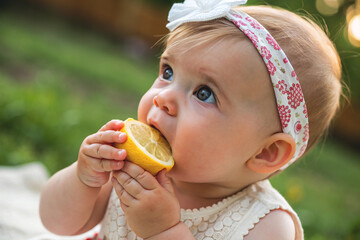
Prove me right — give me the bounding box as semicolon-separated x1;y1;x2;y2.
246;133;296;174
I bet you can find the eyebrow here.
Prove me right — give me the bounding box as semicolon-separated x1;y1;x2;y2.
198;68;227;103
160;52;173;62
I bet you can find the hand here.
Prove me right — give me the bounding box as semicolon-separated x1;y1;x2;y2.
77;120;127;188
112;161;181;239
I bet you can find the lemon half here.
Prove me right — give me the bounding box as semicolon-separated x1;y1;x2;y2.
115;118;174;175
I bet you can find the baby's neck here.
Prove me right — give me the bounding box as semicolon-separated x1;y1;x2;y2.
171;179;246;210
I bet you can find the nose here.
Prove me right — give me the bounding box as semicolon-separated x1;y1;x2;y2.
153;89;178;116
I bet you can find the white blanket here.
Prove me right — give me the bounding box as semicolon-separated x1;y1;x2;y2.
0;162;99;240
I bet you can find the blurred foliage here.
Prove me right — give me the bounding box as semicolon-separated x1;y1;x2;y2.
271;141;360;239
0;70;138;173
0;8;155;173
0;1;359;240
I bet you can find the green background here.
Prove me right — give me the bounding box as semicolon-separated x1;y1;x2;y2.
0;0;359;239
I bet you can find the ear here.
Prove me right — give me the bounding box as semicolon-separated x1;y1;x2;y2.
246;133;296;174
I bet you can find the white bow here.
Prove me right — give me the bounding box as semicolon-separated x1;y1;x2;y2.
166;0;248;31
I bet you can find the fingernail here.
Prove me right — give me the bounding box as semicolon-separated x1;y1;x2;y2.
119;133;126;140
118;149;126;158
115;121;123;129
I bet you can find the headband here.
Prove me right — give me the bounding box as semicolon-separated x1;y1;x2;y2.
166;0;309;170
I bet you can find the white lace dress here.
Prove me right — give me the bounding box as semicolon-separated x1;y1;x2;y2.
98;180;303;240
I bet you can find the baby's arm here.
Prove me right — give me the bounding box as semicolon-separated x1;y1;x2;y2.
39;120;127;235
112;162;195;239
244;210;296;240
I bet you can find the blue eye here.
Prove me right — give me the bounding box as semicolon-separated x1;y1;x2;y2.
161;66;173;81
195;86;216;104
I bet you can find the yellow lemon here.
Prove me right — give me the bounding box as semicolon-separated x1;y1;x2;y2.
115;118;174;175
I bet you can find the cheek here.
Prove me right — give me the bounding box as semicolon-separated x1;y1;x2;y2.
137;91;154;122
173;120;227;166
174;117;251;162
171;132;236;181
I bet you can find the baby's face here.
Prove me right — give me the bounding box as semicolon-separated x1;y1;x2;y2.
137;38;280;184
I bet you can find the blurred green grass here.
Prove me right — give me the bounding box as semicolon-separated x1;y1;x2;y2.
0;7;359;240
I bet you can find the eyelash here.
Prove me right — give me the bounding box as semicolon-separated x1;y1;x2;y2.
194;86;217;104
159;63;218;104
160;64;173;81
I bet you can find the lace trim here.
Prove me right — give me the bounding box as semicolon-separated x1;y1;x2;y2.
100;180;303;240
181;190;248;219
233;204;283;239
180;195;284;239
178;180;302;240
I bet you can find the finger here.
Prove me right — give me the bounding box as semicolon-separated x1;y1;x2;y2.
112;170;144;199
86;130;127;145
85;156;125;172
99;119;124;132
112;176;136;206
121;161;160;190
156;169;175;194
85;144;127;160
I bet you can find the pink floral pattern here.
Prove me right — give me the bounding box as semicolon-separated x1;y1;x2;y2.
299;144;307;156
303;123;309;142
243;29;259;48
278;104;291;129
233;19;247;27
266;34;281;50
227;11;309;169
275;80;287;94
245;16;262;29
232;13;243;19
287;83;304;109
260;46;271;60
303;103;308;118
266;60;276;76
294;121;302;134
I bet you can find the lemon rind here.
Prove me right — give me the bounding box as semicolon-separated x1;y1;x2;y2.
125;119;173;165
117;119;174;175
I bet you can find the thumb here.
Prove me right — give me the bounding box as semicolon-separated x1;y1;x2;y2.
156;169;174;194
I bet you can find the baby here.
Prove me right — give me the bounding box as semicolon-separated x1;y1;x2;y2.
39;0;343;239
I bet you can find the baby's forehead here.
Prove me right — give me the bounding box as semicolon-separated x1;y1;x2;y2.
163;37;273;102
166;37;266;76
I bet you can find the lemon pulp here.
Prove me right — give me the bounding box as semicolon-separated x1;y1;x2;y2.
115;118;174;175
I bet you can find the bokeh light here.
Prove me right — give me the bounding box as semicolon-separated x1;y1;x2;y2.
316;0;343;16
346;2;360;47
324;0;343;8
349;15;360;40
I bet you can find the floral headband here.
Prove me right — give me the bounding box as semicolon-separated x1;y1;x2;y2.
166;0;309;170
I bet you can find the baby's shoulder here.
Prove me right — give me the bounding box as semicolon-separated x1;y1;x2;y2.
243;209;295;240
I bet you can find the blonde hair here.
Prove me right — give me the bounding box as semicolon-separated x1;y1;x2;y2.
162;5;343;154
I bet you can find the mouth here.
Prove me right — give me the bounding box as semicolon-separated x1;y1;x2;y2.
150;123;169;143
149;122;170;145
148;120;174;160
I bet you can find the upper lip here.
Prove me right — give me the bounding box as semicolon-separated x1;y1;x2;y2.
148;119;168;141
